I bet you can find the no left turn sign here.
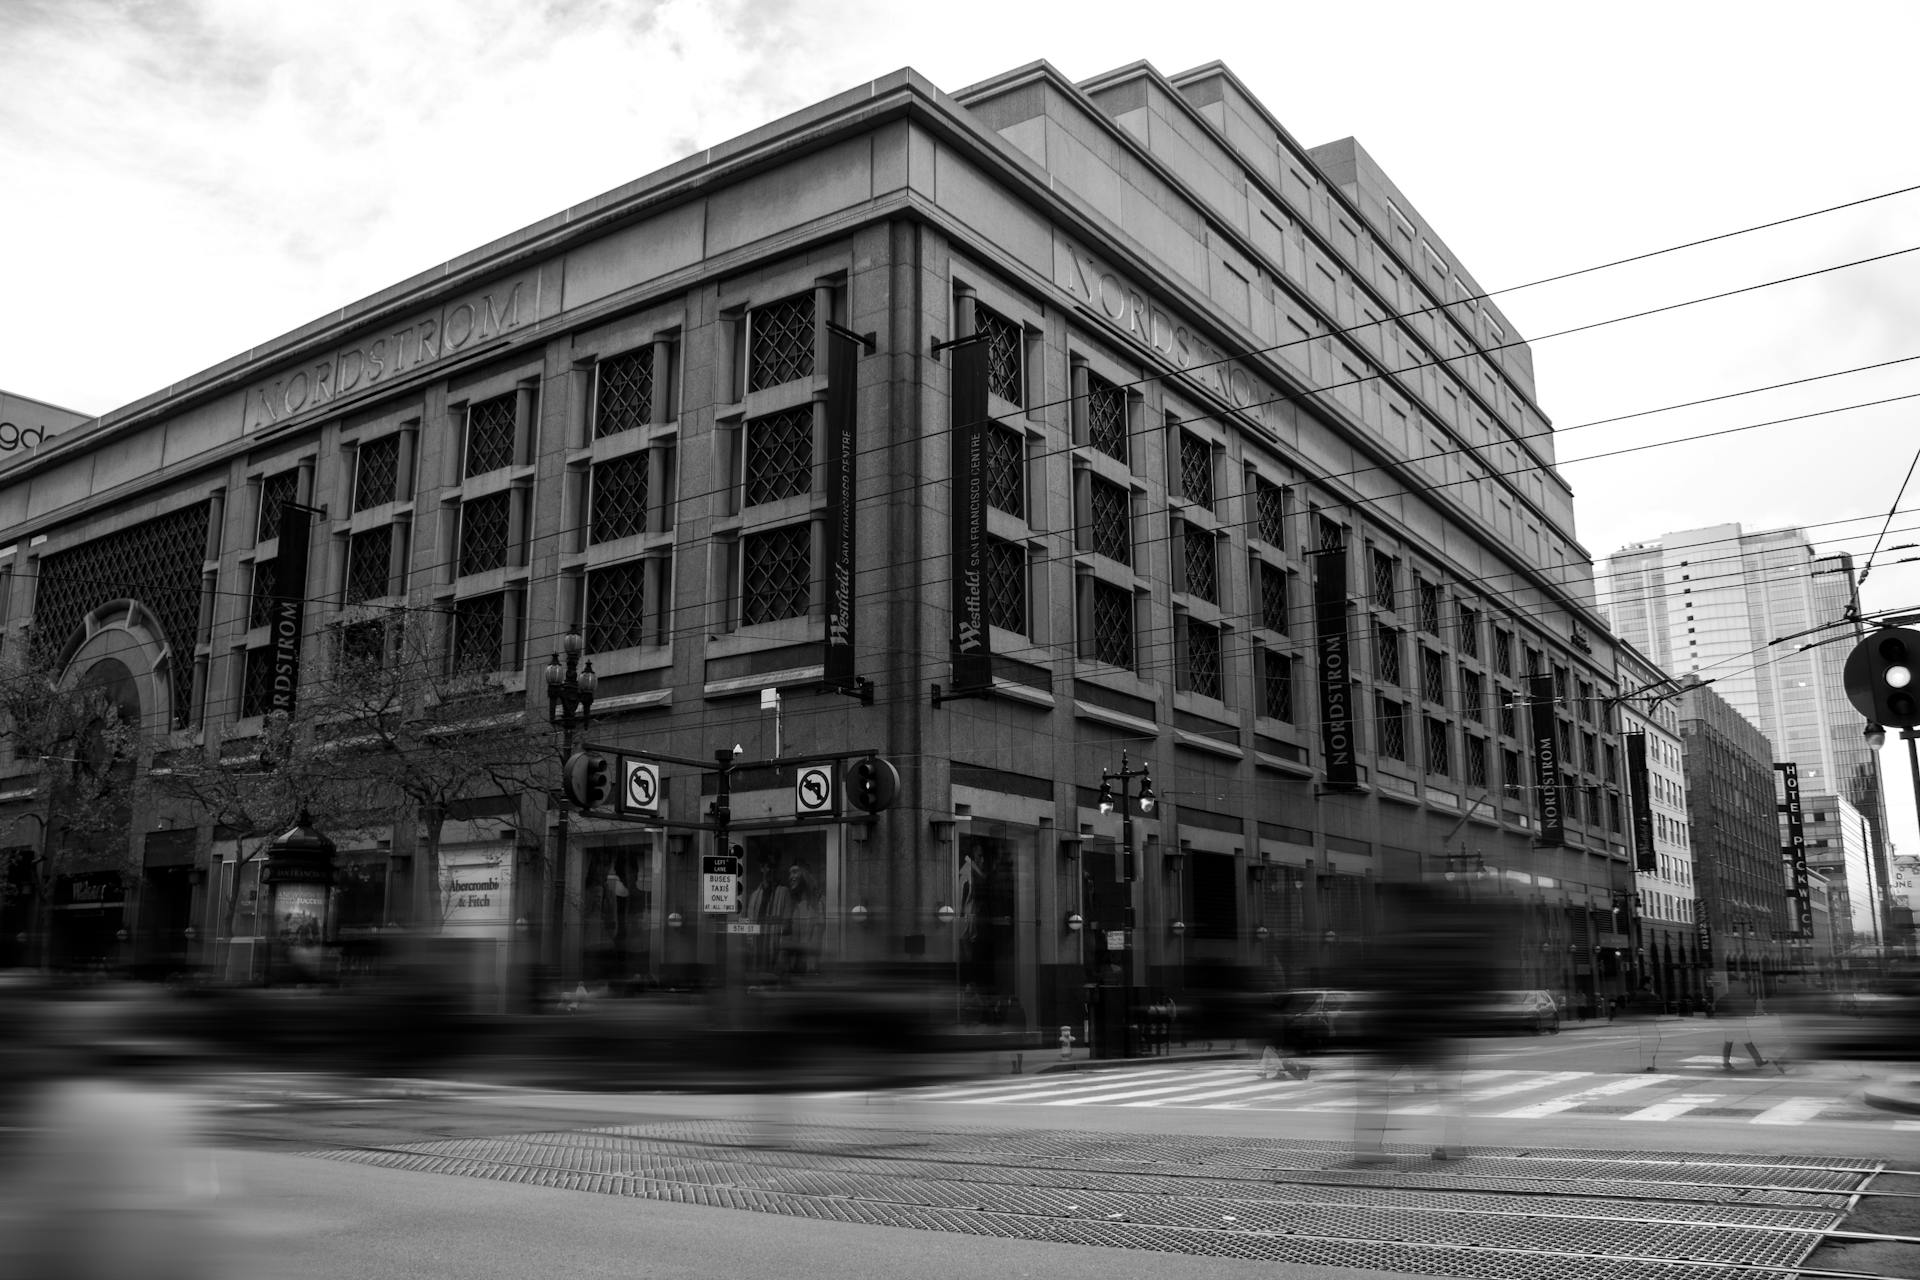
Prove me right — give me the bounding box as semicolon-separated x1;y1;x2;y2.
795;764;835;815
621;758;661;816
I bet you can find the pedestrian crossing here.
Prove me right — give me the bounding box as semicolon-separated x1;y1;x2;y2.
885;1060;1897;1130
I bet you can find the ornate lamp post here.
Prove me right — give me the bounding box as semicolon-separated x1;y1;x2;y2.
545;632;596;976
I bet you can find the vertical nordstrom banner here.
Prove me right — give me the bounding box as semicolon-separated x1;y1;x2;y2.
1314;547;1357;789
1775;762;1814;937
949;339;991;690
823;329;859;691
268;502;317;718
1627;732;1656;872
1529;675;1564;845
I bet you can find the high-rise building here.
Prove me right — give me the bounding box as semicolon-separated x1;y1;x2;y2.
1603;524;1888;939
0;61;1637;1029
1614;640;1701;1007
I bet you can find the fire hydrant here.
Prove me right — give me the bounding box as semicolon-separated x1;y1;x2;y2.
1059;1025;1076;1059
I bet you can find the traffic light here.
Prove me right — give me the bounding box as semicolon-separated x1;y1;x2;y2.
848;756;899;813
563;751;614;809
1844;627;1920;728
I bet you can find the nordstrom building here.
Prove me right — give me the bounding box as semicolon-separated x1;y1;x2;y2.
0;60;1638;1031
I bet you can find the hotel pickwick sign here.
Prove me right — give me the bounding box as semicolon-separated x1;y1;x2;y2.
1529;675;1564;845
1775;762;1814;937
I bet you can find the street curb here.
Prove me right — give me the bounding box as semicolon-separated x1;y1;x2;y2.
1861;1079;1920;1115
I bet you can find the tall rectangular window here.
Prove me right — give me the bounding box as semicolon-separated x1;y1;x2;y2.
747;294;815;392
1090;476;1131;566
1458;604;1480;658
1498;686;1517;738
590;453;650;544
1462;667;1484;723
1374;623;1401;686
595;346;654;438
1370;547;1396;609
353;436;401;512
464;394;516;478
744;406;812;507
1183;527;1218;604
1465;735;1488;789
345;526;393;604
257;471;299;543
1424;717;1451;777
1185;618;1222;700
976;305;1024;406
248;560;278;629
587;560;649;653
1259;562;1288;634
1263;651;1294;723
1418;579;1441;635
1087;371;1127;463
1376;695;1406;761
241;647;276;719
458;492;511;576
985;536;1027;636
1179;430;1213;509
1255;478;1286;548
451;592;505;674
985;424;1025;518
1421;647;1446;705
1092;580;1134;670
741;524;811;626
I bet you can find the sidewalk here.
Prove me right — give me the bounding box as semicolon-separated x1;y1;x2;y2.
1862;1077;1920;1115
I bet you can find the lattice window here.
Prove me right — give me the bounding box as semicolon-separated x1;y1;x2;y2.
984;537;1026;636
1577;680;1594;723
741;524;810;626
32;502;208;728
1458;605;1480;658
1608;792;1622;833
241;647;276;719
459;492;511;576
1466;735;1488;789
976;305;1023;405
1317;516;1345;553
1374;624;1401;686
1462;667;1484;723
465;394;516;478
1376;696;1406;761
748;294;815;392
1259;562;1288;634
745;406;813;507
1419;580;1441;635
1502;748;1523;799
353;436;400;513
984;425;1025;518
591;453;650;544
1422;647;1446;705
1090;477;1131;566
336;618;387;669
346;526;393;604
1553;664;1569;702
249;559;277;629
451;593;504;674
1092;580;1134;670
1603;743;1618;784
1179;430;1213;509
1582;731;1597;776
1256;479;1286;548
1494;628;1513;676
1498;687;1517;738
258;472;298;543
1182;527;1218;604
595;346;654;439
1087;371;1127;462
1369;548;1396;609
588;560;649;654
1425;717;1451;777
1185;618;1222;700
1263;652;1294;722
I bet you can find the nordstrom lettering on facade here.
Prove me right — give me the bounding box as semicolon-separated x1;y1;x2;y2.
1052;236;1284;438
243;277;532;432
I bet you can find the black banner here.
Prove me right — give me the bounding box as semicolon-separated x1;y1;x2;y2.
823;329;859;690
1775;762;1814;938
269;501;316;718
1694;900;1712;965
949;338;991;690
1529;675;1564;845
1314;546;1357;789
1627;732;1656;872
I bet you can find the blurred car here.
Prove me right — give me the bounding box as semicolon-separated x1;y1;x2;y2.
1268;989;1378;1054
1470;989;1561;1035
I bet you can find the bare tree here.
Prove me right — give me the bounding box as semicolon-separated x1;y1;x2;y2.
0;643;144;967
299;611;550;930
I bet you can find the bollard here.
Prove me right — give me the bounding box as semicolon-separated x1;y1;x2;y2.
1059;1025;1075;1059
1011;1053;1023;1075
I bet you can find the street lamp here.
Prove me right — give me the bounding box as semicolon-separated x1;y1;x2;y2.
545;631;596;974
1094;749;1154;1060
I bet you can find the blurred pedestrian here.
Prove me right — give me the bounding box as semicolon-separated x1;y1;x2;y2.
1625;982;1665;1071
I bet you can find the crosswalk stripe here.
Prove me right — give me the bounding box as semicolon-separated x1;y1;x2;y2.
1045;1071;1263;1106
1129;1079;1318;1106
917;1067;1196;1101
1461;1070;1590;1101
1623;1093;1721;1121
1495;1074;1676;1118
1751;1097;1834;1126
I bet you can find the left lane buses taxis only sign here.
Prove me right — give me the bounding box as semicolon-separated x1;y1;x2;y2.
702;855;738;914
620;758;661;816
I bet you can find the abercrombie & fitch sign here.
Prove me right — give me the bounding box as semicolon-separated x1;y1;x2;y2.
1529;675;1564;845
1314;545;1357;789
268;502;318;717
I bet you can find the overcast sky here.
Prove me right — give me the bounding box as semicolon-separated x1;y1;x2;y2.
6;0;1920;857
